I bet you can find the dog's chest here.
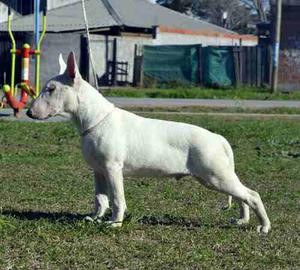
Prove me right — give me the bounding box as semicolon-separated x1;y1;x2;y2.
81;135;107;171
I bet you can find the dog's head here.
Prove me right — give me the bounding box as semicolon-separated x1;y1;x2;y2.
27;52;81;120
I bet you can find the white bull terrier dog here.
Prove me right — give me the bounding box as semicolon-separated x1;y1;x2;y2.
27;52;271;233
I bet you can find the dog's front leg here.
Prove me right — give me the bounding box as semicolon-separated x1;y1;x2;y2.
85;171;109;222
104;163;127;228
94;171;110;219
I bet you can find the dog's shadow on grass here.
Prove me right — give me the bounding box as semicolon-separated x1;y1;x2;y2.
1;209;87;223
1;210;243;230
138;215;240;230
138;214;203;228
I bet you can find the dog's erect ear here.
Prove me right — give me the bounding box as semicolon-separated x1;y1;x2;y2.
66;51;81;81
58;53;66;75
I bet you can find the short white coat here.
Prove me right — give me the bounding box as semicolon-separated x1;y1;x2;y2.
28;52;270;233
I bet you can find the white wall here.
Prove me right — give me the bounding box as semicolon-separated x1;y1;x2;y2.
156;32;257;47
89;31;257;85
90;34;153;84
115;35;153;83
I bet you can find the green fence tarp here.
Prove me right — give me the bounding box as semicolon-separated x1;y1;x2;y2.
143;45;236;87
143;45;199;85
203;47;236;87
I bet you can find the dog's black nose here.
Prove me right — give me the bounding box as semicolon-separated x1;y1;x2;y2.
26;109;33;118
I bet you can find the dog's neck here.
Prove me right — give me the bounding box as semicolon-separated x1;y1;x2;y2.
71;80;115;135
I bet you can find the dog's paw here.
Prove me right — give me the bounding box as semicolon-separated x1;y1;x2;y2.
230;217;249;225
105;220;123;228
84;216;95;222
256;224;270;234
222;205;231;211
84;215;103;223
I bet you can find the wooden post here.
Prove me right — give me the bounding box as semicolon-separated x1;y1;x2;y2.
105;35;109;85
251;46;257;86
241;47;247;84
239;45;243;85
256;46;262;87
140;48;144;88
261;46;266;85
246;47;251;85
233;46;240;87
112;38;117;86
80;35;89;82
197;45;203;86
268;45;273;85
133;44;138;86
133;45;145;87
271;0;282;93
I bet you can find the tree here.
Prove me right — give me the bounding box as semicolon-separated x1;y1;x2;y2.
193;0;253;32
156;0;192;14
156;0;269;33
240;0;268;22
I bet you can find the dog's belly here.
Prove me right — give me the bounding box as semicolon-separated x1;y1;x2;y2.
122;151;191;178
83;153;190;178
122;165;190;178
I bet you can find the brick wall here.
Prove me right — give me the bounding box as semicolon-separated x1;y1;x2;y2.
279;50;300;91
280;6;300;49
272;4;300;91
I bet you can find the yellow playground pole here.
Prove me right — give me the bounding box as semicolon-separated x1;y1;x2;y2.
7;7;16;96
35;9;47;97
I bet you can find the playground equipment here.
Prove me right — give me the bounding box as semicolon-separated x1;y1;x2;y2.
0;2;47;117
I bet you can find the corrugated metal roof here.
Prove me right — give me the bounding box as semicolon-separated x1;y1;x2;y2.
1;0;118;32
108;0;235;34
0;0;235;34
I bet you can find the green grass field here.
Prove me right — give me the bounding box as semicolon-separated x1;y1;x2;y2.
123;105;300;115
0;115;299;269
103;87;300;101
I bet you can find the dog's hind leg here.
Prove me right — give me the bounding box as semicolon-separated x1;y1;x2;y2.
196;171;270;234
222;195;249;225
228;195;233;208
222;195;233;210
85;171;110;222
104;163;127;228
231;200;250;225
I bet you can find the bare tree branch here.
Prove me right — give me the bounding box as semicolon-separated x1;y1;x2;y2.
156;0;268;32
240;0;267;21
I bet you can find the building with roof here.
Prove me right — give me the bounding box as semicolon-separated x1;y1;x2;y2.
0;0;77;18
0;2;19;23
0;0;258;87
270;0;300;91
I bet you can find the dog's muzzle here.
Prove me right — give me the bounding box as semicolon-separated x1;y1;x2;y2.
26;109;33;118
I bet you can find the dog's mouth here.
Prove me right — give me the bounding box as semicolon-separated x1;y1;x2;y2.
26;109;52;120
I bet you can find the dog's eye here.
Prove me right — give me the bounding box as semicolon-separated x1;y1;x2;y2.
48;85;56;93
